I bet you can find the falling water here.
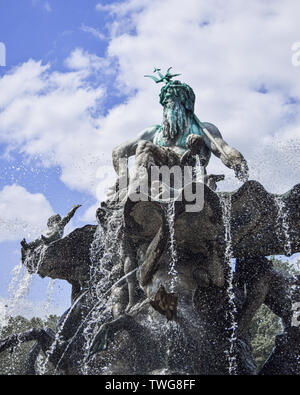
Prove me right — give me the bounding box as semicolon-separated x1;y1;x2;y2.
44;279;56;317
0;261;23;339
166;201;178;293
274;196;292;257
274;196;300;333
41;289;88;374
43;220;108;375
194;155;205;183
34;278;56;375
43;209;122;374
36;354;46;376
8;261;23;296
81;209;123;373
220;193;238;375
5;245;47;322
55;267;140;374
0;243;49;374
7;270;32;316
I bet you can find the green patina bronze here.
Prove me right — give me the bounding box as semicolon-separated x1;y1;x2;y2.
146;68;238;163
144;66;181;84
146;68;206;152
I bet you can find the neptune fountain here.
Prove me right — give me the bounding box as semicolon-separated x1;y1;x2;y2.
0;69;299;375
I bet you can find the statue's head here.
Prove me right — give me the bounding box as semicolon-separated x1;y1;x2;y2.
47;214;61;228
144;68;196;140
159;80;195;112
160;81;195;140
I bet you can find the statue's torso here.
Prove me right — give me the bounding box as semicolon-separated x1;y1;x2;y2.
152;118;206;156
45;224;64;240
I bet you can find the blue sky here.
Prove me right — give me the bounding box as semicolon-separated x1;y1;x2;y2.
0;0;116;316
0;0;300;318
1;1;108;68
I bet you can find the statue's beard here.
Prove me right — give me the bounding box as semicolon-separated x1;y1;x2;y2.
162;101;190;141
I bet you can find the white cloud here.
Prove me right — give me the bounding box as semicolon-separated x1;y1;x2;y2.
1;0;300;221
32;0;52;13
64;47;109;71
102;0;300;193
0;54;113;199
81;23;106;41
0;184;54;242
44;1;52;12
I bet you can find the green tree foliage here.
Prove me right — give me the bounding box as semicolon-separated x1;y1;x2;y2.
250;257;299;370
250;304;282;370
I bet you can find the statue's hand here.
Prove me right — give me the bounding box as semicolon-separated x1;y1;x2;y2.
233;159;249;182
186;134;205;155
180;150;196;167
221;148;249;182
73;204;82;210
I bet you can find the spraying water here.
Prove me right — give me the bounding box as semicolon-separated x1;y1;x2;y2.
274;196;292;257
273;196;300;333
7;245;47;317
81;209;123;373
41;289;88;374
166;202;178;293
0;261;23;339
35;278;56;375
220;193;238;375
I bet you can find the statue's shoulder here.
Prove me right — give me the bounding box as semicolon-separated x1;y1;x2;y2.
201;121;222;138
138;124;161;142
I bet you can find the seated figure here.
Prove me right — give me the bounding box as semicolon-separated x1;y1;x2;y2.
20;204;81;251
111;71;249;203
109;70;249;310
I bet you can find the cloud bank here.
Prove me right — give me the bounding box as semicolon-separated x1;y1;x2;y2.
0;184;54;242
1;0;300;230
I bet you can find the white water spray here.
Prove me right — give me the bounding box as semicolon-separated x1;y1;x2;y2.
166;202;178;293
274;196;292;257
81;210;123;373
220;193;238;375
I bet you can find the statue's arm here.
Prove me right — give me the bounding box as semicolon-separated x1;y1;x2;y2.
112;125;160;175
202;122;249;181
60;205;82;228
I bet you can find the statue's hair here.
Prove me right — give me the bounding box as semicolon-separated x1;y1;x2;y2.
159;80;195;112
47;214;61;227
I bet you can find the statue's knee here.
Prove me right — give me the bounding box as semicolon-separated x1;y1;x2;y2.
136;140;153;156
136;140;147;154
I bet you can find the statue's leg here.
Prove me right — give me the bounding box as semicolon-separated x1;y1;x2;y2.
235;257;272;336
259;326;300;375
120;234;141;312
264;270;294;327
138;222;168;287
0;328;55;356
258;273;300;374
88;314;138;357
111;283;128;318
24;342;41;375
89;312;159;374
124;256;140;312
